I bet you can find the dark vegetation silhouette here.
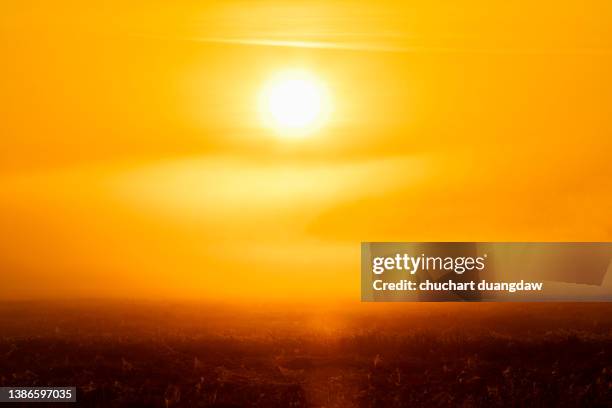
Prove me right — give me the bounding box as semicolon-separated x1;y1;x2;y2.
0;302;610;407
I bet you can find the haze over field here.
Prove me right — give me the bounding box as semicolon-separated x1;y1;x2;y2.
1;1;611;300
1;301;611;407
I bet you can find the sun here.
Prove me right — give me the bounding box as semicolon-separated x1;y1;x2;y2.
259;70;331;137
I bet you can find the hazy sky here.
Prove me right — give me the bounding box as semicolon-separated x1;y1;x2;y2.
1;1;611;299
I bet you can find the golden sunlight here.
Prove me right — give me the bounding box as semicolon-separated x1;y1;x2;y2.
259;70;331;137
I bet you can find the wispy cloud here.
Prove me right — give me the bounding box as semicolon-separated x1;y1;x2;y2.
135;33;612;55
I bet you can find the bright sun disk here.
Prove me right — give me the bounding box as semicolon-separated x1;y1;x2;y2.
259;70;331;137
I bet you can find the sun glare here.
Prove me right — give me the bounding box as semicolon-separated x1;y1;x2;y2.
259;70;331;137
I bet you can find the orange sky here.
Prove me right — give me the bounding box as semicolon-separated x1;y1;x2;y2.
1;1;611;300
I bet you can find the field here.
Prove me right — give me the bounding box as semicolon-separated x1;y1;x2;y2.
0;301;611;407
